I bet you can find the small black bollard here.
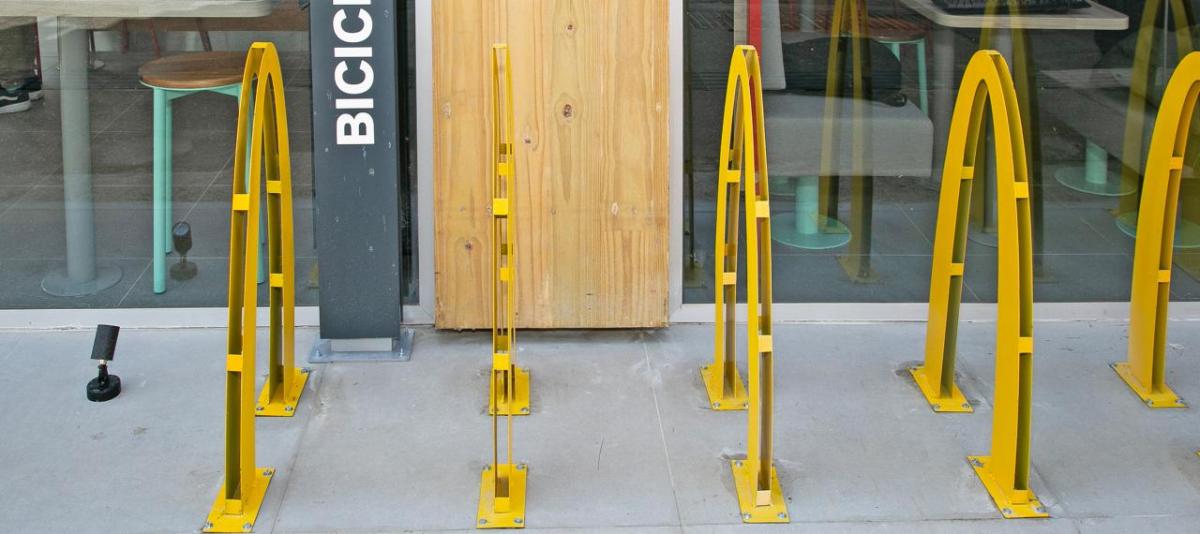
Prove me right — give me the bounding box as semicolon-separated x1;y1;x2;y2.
86;324;121;402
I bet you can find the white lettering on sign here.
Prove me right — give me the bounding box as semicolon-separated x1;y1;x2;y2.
333;0;375;145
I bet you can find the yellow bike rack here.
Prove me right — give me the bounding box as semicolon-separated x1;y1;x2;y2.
707;46;788;524
204;42;303;532
1112;52;1200;409
478;44;527;530
910;50;1045;519
485;50;530;419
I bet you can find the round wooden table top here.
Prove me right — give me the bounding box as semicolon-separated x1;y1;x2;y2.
139;52;246;90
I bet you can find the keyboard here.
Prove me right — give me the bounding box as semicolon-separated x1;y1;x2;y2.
932;0;1090;15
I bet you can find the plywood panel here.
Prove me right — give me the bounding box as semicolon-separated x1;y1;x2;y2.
433;0;670;328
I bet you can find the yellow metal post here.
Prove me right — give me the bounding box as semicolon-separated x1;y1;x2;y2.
205;42;298;532
1113;52;1200;409
913;50;1044;518
478;44;527;530
711;46;788;524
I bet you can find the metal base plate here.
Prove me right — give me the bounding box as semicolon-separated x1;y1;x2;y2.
772;213;852;250
700;364;747;411
477;463;527;529
1111;362;1187;408
968;456;1048;519
1054;166;1135;197
489;366;531;416
730;460;789;523
204;468;274;533
256;367;311;417
909;365;973;413
41;265;122;297
308;330;414;363
1116;212;1200;249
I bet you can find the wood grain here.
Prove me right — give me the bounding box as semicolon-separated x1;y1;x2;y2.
433;0;670;328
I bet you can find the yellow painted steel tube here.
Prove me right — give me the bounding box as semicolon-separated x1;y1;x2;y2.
1111;1;1196;409
714;46;788;523
1116;52;1200;409
479;44;527;529
915;49;1042;518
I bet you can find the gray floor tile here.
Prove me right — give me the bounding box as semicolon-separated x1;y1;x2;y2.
0;323;1198;532
274;330;679;532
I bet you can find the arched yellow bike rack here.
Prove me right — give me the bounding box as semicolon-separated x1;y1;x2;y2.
478;44;527;529
706;45;788;524
204;42;304;533
909;51;1045;519
1112;52;1200;410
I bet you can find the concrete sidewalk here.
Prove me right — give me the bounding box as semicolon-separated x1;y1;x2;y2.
1;321;1198;533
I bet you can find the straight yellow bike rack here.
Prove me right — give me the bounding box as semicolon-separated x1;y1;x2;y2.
485;50;530;419
911;50;1046;519
478;44;527;530
204;42;303;532
1113;52;1200;410
708;45;788;524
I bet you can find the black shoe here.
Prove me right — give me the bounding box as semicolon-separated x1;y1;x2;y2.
0;88;31;114
14;77;42;101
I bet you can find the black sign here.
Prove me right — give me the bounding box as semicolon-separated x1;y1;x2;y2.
309;0;404;339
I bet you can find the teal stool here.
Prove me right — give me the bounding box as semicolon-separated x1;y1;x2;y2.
879;35;928;115
139;52;265;294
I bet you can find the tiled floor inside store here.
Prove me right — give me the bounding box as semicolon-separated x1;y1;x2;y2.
2;321;1198;533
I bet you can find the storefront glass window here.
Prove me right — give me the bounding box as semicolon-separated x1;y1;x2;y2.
0;1;417;309
684;0;1200;304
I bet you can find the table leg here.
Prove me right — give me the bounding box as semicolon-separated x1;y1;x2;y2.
931;26;955;173
772;176;851;250
800;0;814;33
40;20;121;297
837;176;878;282
1054;139;1135;197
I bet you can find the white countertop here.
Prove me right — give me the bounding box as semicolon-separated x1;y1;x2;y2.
0;0;271;18
898;0;1128;30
